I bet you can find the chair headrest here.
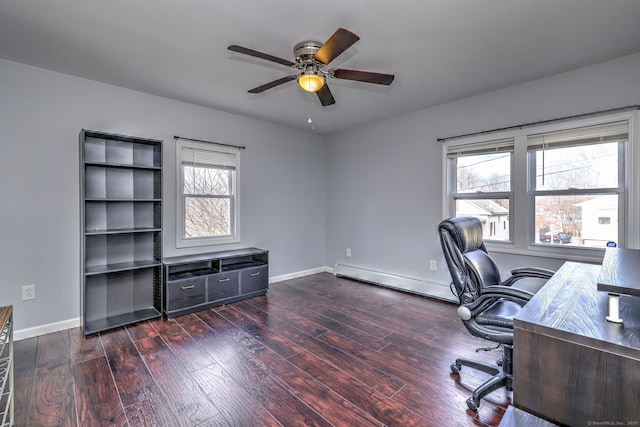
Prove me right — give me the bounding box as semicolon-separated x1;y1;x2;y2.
438;217;485;253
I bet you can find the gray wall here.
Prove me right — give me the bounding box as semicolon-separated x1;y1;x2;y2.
325;52;640;287
2;50;640;334
0;58;326;332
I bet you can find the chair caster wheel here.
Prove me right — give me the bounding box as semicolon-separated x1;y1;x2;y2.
497;359;503;367
466;397;480;411
450;363;461;374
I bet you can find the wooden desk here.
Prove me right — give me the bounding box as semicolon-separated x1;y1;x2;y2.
513;262;640;426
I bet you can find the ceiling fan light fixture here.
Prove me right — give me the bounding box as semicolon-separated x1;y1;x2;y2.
298;71;325;93
230;28;393;107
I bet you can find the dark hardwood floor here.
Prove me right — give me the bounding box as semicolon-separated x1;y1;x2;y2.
14;273;511;426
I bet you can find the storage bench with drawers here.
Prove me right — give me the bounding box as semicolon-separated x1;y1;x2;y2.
163;248;268;317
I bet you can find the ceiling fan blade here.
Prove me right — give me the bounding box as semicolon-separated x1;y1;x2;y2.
316;83;336;106
228;45;295;67
331;68;395;85
248;75;297;93
314;28;360;65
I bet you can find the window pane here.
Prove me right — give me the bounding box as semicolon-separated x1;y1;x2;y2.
534;142;618;190
183;166;231;195
184;197;231;238
456;153;511;193
535;194;617;247
455;199;510;241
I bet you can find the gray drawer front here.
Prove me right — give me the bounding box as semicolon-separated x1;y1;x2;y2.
207;271;240;301
167;277;206;311
241;266;268;294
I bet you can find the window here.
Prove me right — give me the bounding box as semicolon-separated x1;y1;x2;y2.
176;141;240;247
446;139;513;242
528;121;626;248
445;112;639;258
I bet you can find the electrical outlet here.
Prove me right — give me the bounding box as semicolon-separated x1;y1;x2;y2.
346;248;352;257
22;284;36;301
430;260;437;271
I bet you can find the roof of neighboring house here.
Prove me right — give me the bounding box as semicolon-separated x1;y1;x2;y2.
457;199;509;217
575;194;618;208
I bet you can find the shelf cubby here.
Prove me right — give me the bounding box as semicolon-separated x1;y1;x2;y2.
84;201;161;232
84;133;161;168
85;232;161;271
84;166;161;200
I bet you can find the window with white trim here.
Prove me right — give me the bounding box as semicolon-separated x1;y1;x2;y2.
445;112;638;256
176;141;240;247
446;138;514;242
527;121;626;248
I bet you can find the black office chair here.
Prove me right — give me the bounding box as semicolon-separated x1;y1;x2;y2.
438;216;554;411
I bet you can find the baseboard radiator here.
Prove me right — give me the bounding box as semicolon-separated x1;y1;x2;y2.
334;263;456;303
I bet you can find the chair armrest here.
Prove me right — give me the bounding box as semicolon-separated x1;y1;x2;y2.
510;266;555;279
461;285;533;318
501;267;554;288
481;285;534;302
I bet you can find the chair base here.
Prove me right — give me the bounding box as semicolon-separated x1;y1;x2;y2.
450;345;513;411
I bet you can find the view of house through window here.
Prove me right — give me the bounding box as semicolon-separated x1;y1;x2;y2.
448;140;513;241
529;122;624;248
446;119;629;250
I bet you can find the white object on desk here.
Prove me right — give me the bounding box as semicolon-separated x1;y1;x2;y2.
606;293;623;324
597;247;640;325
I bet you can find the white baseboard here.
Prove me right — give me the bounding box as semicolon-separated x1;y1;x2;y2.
334;263;457;303
269;266;330;283
15;317;80;341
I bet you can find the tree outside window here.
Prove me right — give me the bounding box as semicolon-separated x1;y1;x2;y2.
176;142;239;247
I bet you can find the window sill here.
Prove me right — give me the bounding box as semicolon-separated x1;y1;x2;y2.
486;241;605;264
176;235;240;249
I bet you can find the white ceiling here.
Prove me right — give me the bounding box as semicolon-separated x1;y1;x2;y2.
2;1;640;134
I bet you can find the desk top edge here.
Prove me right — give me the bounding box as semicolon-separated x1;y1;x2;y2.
597;247;640;297
514;262;640;355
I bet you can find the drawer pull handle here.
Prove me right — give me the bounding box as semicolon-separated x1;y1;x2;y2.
181;285;195;290
250;272;260;277
218;278;230;283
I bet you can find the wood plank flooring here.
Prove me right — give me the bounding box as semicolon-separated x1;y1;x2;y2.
14;273;511;426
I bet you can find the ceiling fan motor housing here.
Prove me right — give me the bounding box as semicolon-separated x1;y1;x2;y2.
294;40;323;63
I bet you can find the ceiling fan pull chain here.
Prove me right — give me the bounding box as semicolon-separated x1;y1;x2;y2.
308;91;315;130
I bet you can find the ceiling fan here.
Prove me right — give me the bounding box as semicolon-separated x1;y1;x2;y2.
228;28;395;106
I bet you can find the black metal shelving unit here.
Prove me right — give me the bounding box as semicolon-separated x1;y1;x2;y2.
80;130;162;336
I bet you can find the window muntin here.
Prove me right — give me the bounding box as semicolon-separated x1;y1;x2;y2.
177;142;239;247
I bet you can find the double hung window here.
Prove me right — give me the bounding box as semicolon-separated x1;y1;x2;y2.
176;141;240;247
527;121;626;248
445;112;637;257
446;139;513;241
